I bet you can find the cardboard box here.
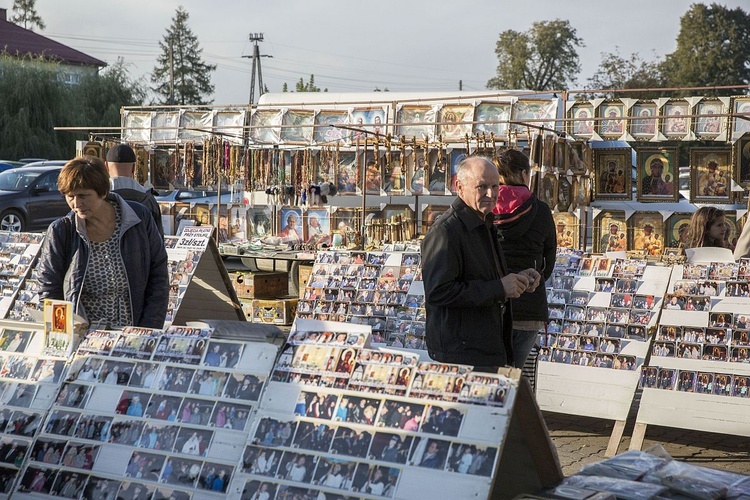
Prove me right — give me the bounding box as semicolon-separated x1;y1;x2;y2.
232;271;288;299
250;297;298;325
298;264;314;298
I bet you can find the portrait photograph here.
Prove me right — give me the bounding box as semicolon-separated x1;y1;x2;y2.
397;106;434;141
474;102;510;137
598;102;625;137
629;212;665;256
278;207;304;243
630;102;657;137
637;149;678;202
690;148;731;203
662;101;690;137
594;212;627;253
570;103;594;137
732;97;750;140
695;100;725;137
665;212;692;248
594;149;631;200
439;105;473;142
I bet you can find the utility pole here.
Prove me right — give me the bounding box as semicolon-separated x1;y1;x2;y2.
242;33;272;105
459;80;462;91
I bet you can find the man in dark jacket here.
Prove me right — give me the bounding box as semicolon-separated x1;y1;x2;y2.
421;156;540;369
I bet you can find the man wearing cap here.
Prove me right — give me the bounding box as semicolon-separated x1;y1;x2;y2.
105;144;164;236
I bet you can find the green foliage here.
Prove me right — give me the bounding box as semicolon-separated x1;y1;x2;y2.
0;54;145;159
487;19;583;91
151;6;216;105
285;74;327;93
10;0;45;31
587;48;665;99
661;3;750;95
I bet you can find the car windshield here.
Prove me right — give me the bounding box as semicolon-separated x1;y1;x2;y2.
0;169;44;191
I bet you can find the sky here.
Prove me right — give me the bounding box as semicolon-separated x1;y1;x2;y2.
18;0;750;105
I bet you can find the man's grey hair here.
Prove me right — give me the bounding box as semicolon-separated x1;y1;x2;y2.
456;156;494;186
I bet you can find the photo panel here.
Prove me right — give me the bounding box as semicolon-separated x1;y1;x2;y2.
594;149;631;200
242;445;281;476
408;437;451;470
160;455;201;488
474;101;511;138
732;97;750;140
690;147;731;203
253;417;298;448
312;456;358;491
137;423;179;452
629;212;665;256
197;461;233;493
368;432;413;465
637;149;678;202
351;463;399;497
446;442;497;477
277;451;317;484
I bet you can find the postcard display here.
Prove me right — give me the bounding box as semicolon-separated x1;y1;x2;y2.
536;249;672;457
631;250;750;451
4;324;277;499
236;318;561;500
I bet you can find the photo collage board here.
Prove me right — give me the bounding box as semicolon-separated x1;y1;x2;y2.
541;248;672;371
0;320;71;498
0;232;45;323
642;257;750;399
238;319;518;500
10;324;278;499
298;249;426;350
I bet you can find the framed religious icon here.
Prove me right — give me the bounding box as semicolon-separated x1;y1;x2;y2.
250;109;282;144
409;150;428;195
594;149;631;200
735;133;750;199
556;176;574;212
512;99;558;137
690;148;731;203
637;148;678;202
351;107;387;141
573;173;591;209
726;212;741;250
397;106;434;141
662;100;690;138
335;152;359;195
598;102;625;138
732;97;750;140
439;105;473;142
537;173;557;209
629;212;665;256
314;111;349;145
570;102;595;138
278;207;304;243
383;154;406;195
665;213;692;248
427;151;449;195
281;110;315;144
474;102;511;138
448;149;467;194
630;102;657;138
553;212;580;250
694;100;725;138
594;211;627;254
304;208;331;246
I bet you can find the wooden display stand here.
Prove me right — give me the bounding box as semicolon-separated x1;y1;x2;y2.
172;237;246;325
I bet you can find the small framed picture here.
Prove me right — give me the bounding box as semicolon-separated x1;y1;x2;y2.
598;102;625;138
695;100;725;137
630;102;657;138
690;148;731;203
573;174;591;208
594;149;631;200
665;213;692;248
553;212;579;250
629;212;664;256
570;102;595;138
732;97;750;140
637;148;678;202
556;176;574;212
662;100;689;138
537;173;557;209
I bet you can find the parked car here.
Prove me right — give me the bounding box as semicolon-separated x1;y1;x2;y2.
155;188;242;205
0;165;69;232
0;161;23;174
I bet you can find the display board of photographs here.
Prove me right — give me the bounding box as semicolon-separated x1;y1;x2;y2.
297;250;425;350
0;320;69;497
12;325;277;499
541;252;668;371
233;319;518;500
0;232;45;322
636;256;750;441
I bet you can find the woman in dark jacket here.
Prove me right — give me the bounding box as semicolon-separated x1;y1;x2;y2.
493;149;557;368
38;156;168;329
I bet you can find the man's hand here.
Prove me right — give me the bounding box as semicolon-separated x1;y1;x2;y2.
501;273;530;299
518;268;542;293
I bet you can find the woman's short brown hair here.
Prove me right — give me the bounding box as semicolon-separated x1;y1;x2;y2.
57;156;110;197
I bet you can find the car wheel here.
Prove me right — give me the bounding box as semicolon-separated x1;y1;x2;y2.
0;210;24;232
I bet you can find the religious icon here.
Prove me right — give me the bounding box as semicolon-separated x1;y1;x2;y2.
594;149;631;200
690;148;731;203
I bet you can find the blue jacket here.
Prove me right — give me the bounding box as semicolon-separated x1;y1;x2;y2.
38;193;169;328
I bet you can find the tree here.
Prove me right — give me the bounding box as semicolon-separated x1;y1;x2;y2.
151;6;216;105
586;48;665;99
487;19;583;91
10;0;45;31
282;74;327;93
661;3;750;95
